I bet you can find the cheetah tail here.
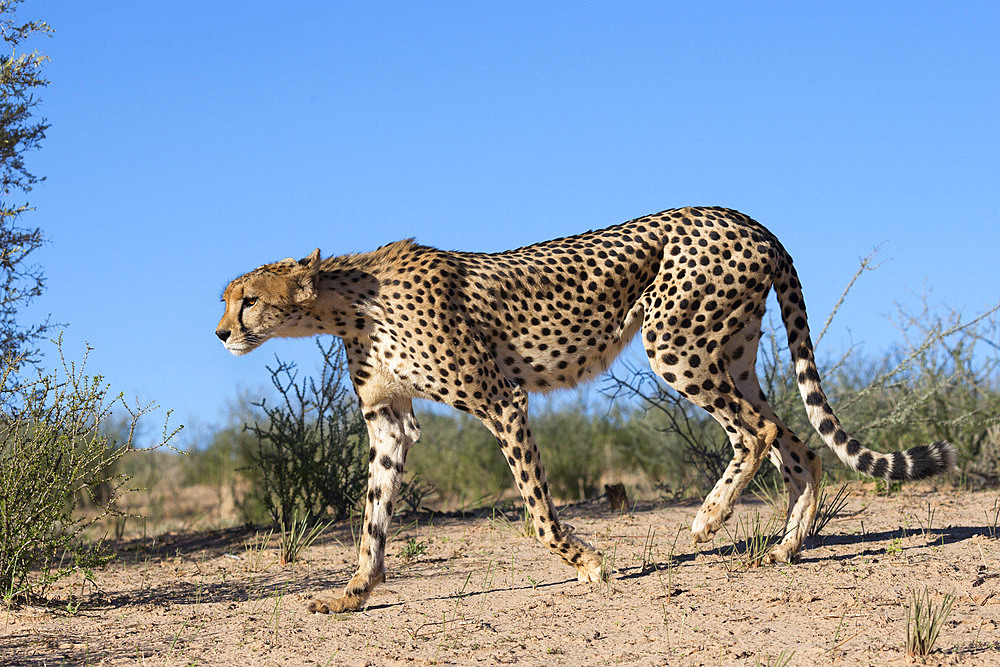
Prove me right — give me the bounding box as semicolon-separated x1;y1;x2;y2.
773;259;956;482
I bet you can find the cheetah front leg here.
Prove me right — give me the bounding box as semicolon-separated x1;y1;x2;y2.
480;387;605;583
308;398;419;613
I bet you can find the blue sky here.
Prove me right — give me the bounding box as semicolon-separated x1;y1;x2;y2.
19;2;999;445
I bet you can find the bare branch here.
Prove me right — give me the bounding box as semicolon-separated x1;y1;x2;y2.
815;246;883;349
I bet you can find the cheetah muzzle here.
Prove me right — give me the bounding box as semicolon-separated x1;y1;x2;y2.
216;207;956;612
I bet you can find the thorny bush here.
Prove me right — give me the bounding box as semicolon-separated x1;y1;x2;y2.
0;339;176;603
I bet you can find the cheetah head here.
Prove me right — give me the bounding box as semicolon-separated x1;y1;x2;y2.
216;249;321;355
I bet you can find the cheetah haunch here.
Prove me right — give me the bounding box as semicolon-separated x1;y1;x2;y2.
216;207;955;612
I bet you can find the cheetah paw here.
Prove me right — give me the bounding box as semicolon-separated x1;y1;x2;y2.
690;513;724;545
576;560;606;583
763;543;801;565
307;592;367;613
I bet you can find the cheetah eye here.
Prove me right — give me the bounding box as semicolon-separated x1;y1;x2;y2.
243;296;258;308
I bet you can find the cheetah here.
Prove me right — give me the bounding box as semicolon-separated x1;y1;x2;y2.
216;206;955;613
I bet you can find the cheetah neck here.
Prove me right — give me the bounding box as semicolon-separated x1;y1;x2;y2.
307;268;383;340
305;242;420;340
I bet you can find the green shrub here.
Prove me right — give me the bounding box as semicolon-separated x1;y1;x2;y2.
530;393;656;500
181;409;266;524
757;298;1000;482
408;410;510;506
409;392;663;505
0;341;175;602
842;303;999;481
243;339;369;523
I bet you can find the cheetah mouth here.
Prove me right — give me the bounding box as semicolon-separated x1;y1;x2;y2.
223;333;268;356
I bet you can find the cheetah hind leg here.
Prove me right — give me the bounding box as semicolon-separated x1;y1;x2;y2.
641;304;778;546
642;358;778;545
762;436;822;564
725;317;822;565
688;424;777;545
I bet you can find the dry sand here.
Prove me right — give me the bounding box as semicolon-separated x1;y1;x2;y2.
4;484;1000;665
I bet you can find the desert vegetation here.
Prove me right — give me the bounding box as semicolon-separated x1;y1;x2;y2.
146;280;998;528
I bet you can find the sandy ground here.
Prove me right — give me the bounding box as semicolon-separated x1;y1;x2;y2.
4;484;1000;666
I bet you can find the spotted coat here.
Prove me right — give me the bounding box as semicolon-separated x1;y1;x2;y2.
216;206;955;613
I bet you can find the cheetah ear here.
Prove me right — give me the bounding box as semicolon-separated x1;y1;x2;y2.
293;248;322;306
299;248;321;270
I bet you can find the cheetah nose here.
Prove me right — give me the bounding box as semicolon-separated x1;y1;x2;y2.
216;329;231;342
